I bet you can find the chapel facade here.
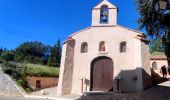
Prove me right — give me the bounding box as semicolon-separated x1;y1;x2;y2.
57;0;152;96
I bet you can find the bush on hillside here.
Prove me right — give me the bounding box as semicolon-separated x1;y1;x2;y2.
27;64;59;77
1;62;20;79
17;78;27;89
2;62;16;75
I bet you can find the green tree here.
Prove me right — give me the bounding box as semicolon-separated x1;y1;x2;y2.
0;50;14;62
135;0;170;65
150;38;164;53
14;41;52;65
0;48;3;56
163;31;170;57
135;0;166;36
48;39;61;67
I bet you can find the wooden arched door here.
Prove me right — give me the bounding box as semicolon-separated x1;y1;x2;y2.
91;57;113;91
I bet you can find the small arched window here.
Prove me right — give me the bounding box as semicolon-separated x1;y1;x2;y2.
152;62;157;70
120;42;126;53
99;41;106;52
81;42;88;53
100;5;109;24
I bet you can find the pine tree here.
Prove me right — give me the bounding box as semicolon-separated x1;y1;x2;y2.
48;39;61;67
56;39;61;67
135;0;170;66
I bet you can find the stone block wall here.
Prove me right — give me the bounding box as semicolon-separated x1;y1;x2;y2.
141;42;152;89
58;39;75;95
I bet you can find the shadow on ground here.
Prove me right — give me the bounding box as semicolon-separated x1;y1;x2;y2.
76;68;170;100
76;84;170;100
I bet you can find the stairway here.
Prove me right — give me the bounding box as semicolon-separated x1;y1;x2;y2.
0;66;24;96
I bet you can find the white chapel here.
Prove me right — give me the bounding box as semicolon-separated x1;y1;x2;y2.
57;0;152;96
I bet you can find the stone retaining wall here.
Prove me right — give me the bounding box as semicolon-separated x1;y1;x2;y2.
27;76;58;89
0;67;23;96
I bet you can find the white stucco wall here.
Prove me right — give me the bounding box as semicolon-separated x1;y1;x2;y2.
150;59;168;75
57;0;150;95
69;26;144;94
92;9;117;26
92;0;117;26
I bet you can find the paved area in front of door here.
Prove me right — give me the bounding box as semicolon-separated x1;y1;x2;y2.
30;86;58;97
77;79;170;100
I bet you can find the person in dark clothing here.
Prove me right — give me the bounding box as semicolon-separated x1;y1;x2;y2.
161;65;167;79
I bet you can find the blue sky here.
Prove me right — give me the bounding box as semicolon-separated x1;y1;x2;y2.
0;0;141;49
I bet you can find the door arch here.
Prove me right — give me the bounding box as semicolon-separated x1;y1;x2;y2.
90;56;113;91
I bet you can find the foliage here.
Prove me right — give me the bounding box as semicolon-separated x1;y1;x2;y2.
1;62;14;75
0;48;3;56
0;51;14;62
2;62;59;93
135;0;170;65
17;78;27;89
151;51;165;56
48;39;61;67
135;0;166;37
150;38;164;53
3;62;59;78
163;31;170;58
1;62;20;79
14;41;52;65
26;87;34;93
0;48;3;63
161;12;170;28
26;63;59;77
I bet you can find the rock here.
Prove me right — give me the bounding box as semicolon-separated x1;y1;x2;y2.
41;90;45;95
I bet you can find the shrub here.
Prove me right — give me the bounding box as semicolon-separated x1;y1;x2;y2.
1;62;16;76
17;78;27;89
26;87;34;93
1;62;24;80
27;64;59;77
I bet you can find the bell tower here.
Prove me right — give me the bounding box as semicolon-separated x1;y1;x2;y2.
92;0;118;26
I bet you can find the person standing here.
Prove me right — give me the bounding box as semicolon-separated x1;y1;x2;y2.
161;65;167;79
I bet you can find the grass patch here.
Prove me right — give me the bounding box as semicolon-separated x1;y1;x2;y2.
151;51;165;55
26;63;59;77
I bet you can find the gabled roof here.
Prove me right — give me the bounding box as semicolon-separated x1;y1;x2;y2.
62;25;147;44
68;27;92;37
68;25;144;38
61;25;146;44
62;27;92;44
118;25;144;35
93;0;117;9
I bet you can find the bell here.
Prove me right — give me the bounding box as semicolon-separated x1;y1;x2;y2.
102;16;107;22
